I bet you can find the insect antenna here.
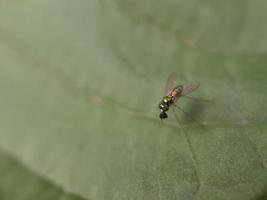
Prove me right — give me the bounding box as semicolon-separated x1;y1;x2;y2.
173;105;205;128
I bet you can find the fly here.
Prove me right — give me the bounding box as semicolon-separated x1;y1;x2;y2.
158;73;201;125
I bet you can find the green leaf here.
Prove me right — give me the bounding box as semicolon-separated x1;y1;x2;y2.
0;149;86;200
0;0;267;200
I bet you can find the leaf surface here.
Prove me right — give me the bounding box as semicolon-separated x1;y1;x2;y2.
0;0;267;199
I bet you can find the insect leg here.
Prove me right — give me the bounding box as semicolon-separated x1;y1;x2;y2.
182;95;215;103
173;104;205;128
171;106;182;128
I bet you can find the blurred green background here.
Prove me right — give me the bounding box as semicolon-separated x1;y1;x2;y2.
0;0;267;199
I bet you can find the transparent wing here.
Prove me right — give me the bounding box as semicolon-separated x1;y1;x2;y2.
165;72;177;95
181;82;200;96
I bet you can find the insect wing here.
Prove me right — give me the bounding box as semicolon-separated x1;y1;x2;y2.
181;82;200;96
165;72;177;95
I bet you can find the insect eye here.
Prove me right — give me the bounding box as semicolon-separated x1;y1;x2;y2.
177;86;183;93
